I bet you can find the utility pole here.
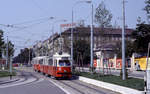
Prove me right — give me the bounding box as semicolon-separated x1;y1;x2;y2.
60;26;63;53
6;36;8;68
29;48;30;66
71;0;91;71
71;9;74;71
146;43;150;93
9;55;12;80
122;0;126;80
52;26;54;55
7;36;12;79
90;3;94;73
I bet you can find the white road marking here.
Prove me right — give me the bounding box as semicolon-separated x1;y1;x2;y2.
24;78;44;86
48;79;71;94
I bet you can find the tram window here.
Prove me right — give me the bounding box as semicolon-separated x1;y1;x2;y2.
59;60;70;66
48;59;53;65
39;59;43;64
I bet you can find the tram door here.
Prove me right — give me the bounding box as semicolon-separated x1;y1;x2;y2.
54;59;57;76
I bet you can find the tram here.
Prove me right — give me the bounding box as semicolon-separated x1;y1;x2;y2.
32;53;72;78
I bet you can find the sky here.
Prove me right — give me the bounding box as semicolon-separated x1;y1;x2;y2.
0;0;147;56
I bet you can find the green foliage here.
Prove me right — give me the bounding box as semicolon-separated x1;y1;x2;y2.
7;41;14;57
0;30;5;58
95;1;112;28
114;40;134;58
132;24;150;54
0;71;16;77
144;0;150;22
15;48;34;64
73;40;90;66
0;30;14;59
13;48;33;64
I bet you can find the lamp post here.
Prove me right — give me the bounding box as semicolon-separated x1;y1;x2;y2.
122;0;126;80
71;0;91;71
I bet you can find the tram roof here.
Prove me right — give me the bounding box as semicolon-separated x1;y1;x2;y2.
53;53;70;57
33;56;49;60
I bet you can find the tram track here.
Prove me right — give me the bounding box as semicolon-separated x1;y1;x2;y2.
46;75;117;94
18;70;40;85
16;67;119;94
30;69;118;94
58;80;85;94
70;80;108;94
57;79;109;94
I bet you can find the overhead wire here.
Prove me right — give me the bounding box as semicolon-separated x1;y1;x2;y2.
8;19;50;33
30;0;49;15
0;24;26;29
12;17;51;26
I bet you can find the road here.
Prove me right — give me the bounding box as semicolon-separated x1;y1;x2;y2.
0;69;65;94
0;67;119;94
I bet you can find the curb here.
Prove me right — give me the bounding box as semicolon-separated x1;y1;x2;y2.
0;78;20;85
78;76;145;94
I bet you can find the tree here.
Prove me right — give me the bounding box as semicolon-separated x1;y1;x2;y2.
13;48;32;64
132;23;150;55
4;41;15;57
0;30;5;58
73;40;90;66
144;0;150;23
114;40;135;58
95;1;112;28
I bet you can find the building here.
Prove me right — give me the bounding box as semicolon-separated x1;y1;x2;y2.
61;26;134;57
32;26;134;58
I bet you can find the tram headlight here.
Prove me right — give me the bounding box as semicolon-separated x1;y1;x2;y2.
59;67;61;71
64;70;67;72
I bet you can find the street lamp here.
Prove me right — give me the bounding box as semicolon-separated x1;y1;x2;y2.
71;0;91;71
52;19;67;55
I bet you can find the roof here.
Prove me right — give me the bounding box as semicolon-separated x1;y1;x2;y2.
63;27;134;35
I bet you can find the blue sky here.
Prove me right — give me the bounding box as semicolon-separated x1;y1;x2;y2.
0;0;147;56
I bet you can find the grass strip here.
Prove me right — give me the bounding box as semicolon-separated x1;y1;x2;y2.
0;71;16;77
74;72;144;91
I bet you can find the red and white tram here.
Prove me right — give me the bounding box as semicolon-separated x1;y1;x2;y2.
32;53;72;79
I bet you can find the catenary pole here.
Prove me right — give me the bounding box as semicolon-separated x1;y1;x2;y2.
71;8;74;71
122;0;126;80
6;36;8;68
90;3;94;72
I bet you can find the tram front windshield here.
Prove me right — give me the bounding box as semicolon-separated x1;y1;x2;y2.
59;60;70;67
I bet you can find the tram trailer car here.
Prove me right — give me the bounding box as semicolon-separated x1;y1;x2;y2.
33;57;44;72
32;53;72;79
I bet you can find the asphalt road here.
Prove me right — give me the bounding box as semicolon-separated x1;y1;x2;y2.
0;70;65;94
0;67;119;94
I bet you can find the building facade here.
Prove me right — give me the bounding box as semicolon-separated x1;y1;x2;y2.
32;26;134;58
